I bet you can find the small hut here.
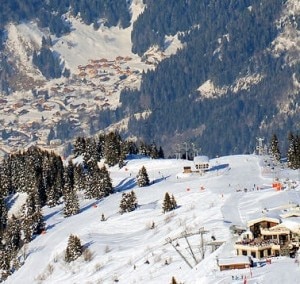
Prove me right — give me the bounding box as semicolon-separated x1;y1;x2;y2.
218;256;252;271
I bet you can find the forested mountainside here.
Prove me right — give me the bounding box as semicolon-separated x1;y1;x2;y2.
0;0;299;158
119;0;300;157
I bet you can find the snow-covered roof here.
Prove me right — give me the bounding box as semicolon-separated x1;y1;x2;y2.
218;256;250;266
247;217;280;228
280;207;300;218
194;155;209;164
281;218;300;233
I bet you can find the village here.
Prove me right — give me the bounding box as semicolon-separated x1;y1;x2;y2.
0;50;165;158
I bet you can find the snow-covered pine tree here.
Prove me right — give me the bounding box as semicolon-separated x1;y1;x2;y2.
21;193;45;242
104;131;122;166
52;154;64;199
65;161;75;189
287;133;297;169
74;164;86;192
99;165;113;197
118;141;127;168
287;133;300;169
84;137;99;164
97;133;106;159
85;159;103;199
0;196;8;233
136;166;150;187
0;158;12;195
63;167;79;217
3;214;22;252
65;234;83;262
0;249;11;280
270;134;281;162
138;141;150;156
73;136;86;158
119;191;138;214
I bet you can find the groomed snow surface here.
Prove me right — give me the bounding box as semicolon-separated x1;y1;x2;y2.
5;155;300;284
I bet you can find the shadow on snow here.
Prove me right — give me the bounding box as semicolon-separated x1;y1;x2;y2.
115;177;136;192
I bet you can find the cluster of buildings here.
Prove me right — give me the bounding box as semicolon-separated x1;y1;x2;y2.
219;206;300;271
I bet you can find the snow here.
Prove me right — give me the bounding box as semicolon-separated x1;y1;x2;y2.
271;0;300;66
4;154;300;284
197;80;227;99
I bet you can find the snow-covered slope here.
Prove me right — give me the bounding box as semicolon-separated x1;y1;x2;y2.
5;154;300;284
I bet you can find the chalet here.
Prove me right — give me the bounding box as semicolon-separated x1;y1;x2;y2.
235;216;300;258
247;217;280;238
218;256;252;271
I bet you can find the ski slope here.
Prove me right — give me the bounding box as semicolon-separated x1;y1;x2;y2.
5;154;300;284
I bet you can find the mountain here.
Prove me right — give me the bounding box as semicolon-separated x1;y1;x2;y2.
3;153;300;283
0;0;299;158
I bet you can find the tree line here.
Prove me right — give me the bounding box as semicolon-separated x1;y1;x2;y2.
269;132;300;169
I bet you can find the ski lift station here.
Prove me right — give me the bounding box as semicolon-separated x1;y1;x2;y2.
183;155;210;174
194;155;209;171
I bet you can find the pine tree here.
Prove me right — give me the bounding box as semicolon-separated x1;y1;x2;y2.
0;159;12;195
3;215;22;252
73;137;86;158
270;134;281;162
74;164;86;192
21;193;45;242
162;192;172;213
85;159;103;199
63;168;79;217
287;133;297;169
162;192;177;213
104;131;122;166
289;134;300;169
0;196;8;233
119;191;138;214
149;141;159;159
170;194;177;210
158;146;165;158
0;249;11;278
65;234;83;262
99;165;113;197
136;166;150;187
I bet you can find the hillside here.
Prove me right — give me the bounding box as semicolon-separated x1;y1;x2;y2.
0;0;299;158
4;154;300;284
